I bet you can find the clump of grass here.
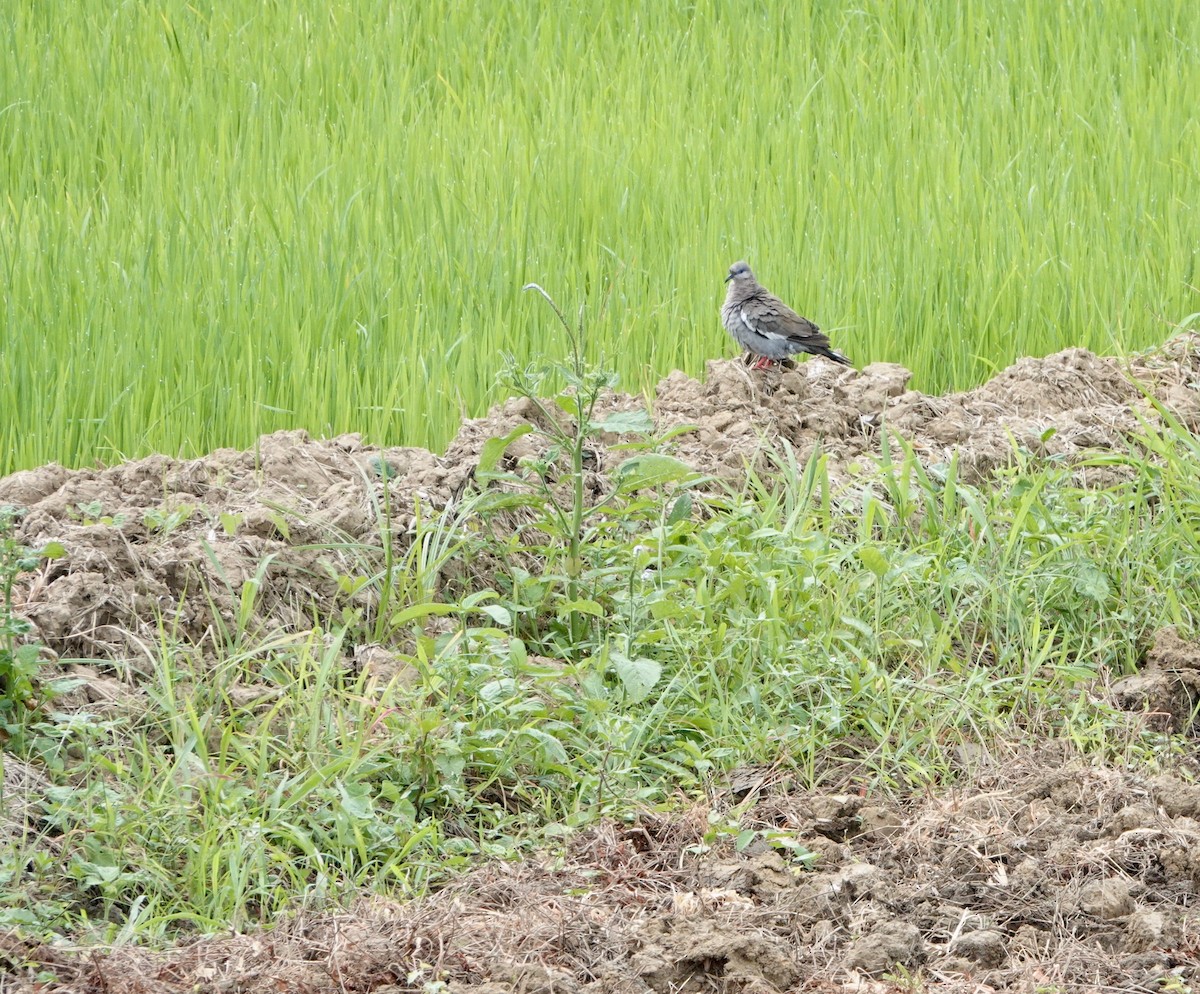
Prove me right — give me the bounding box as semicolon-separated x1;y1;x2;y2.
2;2;1198;475
0;507;72;756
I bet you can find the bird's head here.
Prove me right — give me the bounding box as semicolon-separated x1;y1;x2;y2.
725;261;754;284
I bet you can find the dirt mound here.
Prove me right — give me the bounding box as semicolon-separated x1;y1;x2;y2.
9;757;1198;992
657;335;1200;484
1113;627;1200;737
4;335;1200;665
2;431;454;661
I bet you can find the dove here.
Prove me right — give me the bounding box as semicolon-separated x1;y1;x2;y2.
722;261;852;369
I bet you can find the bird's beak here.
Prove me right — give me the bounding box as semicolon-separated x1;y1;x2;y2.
724;272;734;283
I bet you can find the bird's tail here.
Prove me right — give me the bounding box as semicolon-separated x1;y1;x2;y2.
818;347;853;367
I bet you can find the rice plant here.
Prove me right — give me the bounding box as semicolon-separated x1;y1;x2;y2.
1;0;1197;474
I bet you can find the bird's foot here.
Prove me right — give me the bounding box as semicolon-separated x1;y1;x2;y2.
751;356;776;370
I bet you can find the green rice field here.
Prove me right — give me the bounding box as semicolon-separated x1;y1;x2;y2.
2;1;1197;476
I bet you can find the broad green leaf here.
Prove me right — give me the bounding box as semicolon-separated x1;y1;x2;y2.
477;424;535;475
748;527;786;540
519;727;569;764
45;677;87;694
459;589;500;609
858;546;890;578
578;669;608;699
590;408;654;434
14;643;41;667
40;540;66;558
554;392;580;417
435;745;465;779
77;855;121;887
1073;563;1110;603
369;456;399;480
666;492;693;525
559;598;605;618
480;678;518;702
477;603;512;626
474;491;544;512
649;599;685;620
615;454;693;491
337;782;375;821
610;650;661;703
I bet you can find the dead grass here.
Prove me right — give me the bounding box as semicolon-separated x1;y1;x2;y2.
7;749;1198;993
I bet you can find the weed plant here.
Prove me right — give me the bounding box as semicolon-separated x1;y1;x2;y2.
475;283;696;651
0;508;70;755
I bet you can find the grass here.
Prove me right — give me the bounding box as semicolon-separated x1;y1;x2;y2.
2;0;1199;475
4;395;1199;942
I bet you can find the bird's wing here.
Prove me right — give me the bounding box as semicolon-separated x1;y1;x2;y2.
738;295;833;350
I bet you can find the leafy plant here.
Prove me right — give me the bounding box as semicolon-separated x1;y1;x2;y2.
143;503;195;535
0;506;64;752
475;282;694;652
70;502;126;527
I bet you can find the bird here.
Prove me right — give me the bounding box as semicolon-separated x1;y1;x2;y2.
721;261;852;369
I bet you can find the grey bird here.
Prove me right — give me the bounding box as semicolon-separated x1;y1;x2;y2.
722;261;852;369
